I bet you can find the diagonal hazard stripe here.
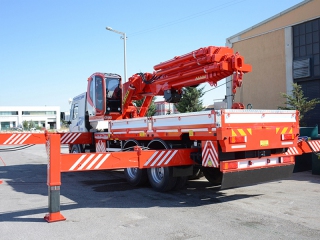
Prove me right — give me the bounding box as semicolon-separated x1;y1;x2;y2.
164;150;178;165
3;134;32;144
237;129;246;136
78;154;95;170
61;133;81;144
150;151;166;166
17;134;31;144
157;151;173;166
87;154;103;169
309;141;320;152
94;154;110;169
70;155;86;170
143;150;178;167
202;141;219;167
144;152;158;166
231;129;237;137
281;127;288;134
69;153;110;171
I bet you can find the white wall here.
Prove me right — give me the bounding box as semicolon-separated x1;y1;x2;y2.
0;106;60;130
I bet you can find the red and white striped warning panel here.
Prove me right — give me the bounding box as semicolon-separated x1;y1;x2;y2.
0;133;46;145
308;140;320;152
60;132;95;144
143;150;178;167
60;151;140;171
60;133;81;144
202;141;219;167
68;153;111;171
285;147;300;155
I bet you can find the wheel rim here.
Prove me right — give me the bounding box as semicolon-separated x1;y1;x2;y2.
126;168;138;179
150;167;165;184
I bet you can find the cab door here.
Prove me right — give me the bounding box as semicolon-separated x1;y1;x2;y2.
69;93;86;132
105;77;122;114
87;74;106;118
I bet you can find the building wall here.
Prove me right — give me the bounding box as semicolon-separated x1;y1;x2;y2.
0;106;60;131
232;29;287;109
226;0;320;116
233;0;319;41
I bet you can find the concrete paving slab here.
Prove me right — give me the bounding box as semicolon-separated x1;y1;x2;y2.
1;145;320;239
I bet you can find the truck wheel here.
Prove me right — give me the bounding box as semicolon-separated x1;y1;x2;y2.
173;176;187;190
124;168;148;186
202;167;222;186
123;139;148;186
146;139;179;192
71;144;82;153
147;167;177;192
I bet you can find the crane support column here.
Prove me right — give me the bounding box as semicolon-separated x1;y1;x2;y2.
44;133;66;223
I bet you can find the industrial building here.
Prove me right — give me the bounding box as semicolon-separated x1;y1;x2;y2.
226;0;320;129
0;106;60;131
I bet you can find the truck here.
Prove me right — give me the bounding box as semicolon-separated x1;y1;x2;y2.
63;45;307;192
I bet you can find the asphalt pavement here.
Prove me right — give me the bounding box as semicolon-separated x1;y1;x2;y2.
1;144;320;240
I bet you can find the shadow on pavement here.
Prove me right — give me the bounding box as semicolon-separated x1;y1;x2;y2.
0;163;262;222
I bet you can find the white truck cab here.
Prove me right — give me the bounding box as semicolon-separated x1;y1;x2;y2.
69;93;88;132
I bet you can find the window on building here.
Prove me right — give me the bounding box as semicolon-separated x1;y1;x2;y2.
293;18;320;80
1;122;10;130
22;111;56;115
0;111;18;115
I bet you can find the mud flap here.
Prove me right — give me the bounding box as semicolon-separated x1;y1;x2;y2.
220;164;295;190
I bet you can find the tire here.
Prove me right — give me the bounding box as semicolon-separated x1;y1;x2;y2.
71;144;82;153
123;139;148;187
147;167;177;192
124;168;148;186
202;167;222;186
146;139;179;192
173;176;188;190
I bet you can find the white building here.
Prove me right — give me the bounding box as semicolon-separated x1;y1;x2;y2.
0;106;60;130
154;101;179;115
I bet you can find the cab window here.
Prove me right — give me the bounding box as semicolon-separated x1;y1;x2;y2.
106;78;120;99
95;76;104;110
71;103;78;120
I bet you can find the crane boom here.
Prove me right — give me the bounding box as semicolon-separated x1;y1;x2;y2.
85;46;251;121
121;46;251;118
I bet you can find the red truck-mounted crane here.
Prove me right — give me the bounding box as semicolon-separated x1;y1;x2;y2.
2;45;320;223
64;45;308;192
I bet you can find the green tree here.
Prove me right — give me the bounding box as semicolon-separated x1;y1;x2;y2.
22;120;29;130
279;83;320;126
22;120;37;130
29;120;36;129
134;97;157;117
175;86;205;113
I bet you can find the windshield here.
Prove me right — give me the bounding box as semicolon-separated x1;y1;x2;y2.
105;78;121;99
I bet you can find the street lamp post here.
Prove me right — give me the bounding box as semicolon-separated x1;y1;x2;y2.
106;26;127;83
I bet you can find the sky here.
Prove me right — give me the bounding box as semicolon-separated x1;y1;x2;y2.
0;0;304;112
